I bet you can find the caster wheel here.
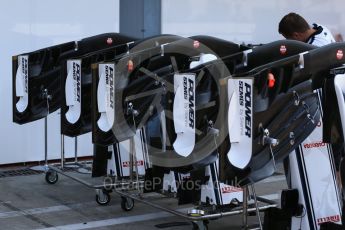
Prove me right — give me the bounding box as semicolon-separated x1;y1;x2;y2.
95;190;111;205
121;196;134;211
45;171;58;184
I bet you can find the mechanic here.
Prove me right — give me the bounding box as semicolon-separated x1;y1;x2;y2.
278;12;335;46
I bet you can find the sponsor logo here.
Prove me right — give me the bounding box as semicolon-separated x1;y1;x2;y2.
105;65;114;109
22;57;28;93
183;77;188;99
317;215;341;225
280;45;287;55
244;83;252;138
122;160;144;168
193;40;200;49
239;81;244;106
73;62;81;103
188;78;195;128
221;186;243;194
336;50;343;60
181;75;195;129
303;141;326;149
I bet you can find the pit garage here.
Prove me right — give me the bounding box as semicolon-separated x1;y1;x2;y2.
1;1;345;229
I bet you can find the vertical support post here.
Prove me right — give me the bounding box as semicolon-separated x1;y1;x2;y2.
30;88;51;172
60;134;65;169
74;136;78;163
129;136;134;182
250;184;263;230
44;116;48;166
44;88;50;168
129;135;140;191
242;185;248;229
133;134;140;191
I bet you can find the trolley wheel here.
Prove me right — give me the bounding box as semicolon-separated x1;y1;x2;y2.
121;196;134;211
192;221;209;230
95;190;111;206
45;170;58;184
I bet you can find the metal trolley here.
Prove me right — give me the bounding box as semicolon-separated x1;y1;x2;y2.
45;165;276;229
43;132;277;230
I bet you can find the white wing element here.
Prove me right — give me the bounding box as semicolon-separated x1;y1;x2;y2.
97;63;115;132
15;55;29;113
227;83;241;143
189;53;217;69
334;74;345;141
65;59;81;124
227;78;253;169
172;73;196;157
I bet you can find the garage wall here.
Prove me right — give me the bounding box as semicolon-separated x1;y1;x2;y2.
162;0;345;44
0;0;120;164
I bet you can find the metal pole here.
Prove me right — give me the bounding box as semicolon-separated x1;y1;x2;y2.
242;186;248;229
113;189;276;222
250;184;263;230
132;135;140;192
44;116;48;166
129;136;134;182
74;136;78;163
60;134;65;169
31;90;50;172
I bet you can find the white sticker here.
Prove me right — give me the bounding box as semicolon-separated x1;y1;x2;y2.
172;73;196;157
97;63;115;132
290;117;342;229
15;55;29;113
227;78;253;169
65;59;82;124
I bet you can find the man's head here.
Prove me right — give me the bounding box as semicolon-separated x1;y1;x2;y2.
278;12;311;42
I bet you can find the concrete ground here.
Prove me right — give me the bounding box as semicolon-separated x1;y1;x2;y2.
0;164;287;230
